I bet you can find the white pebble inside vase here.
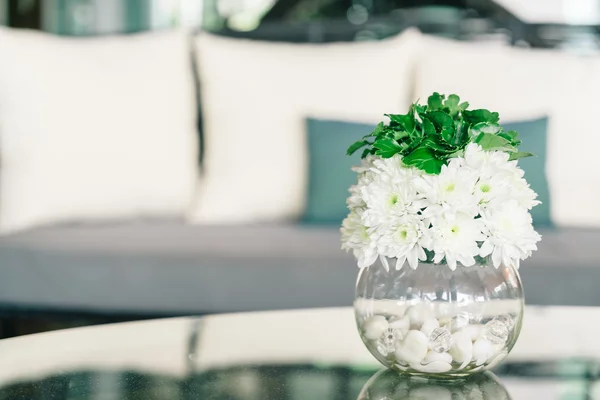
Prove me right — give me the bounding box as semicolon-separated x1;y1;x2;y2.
354;258;524;377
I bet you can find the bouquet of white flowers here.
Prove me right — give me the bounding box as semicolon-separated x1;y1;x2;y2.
342;93;542;271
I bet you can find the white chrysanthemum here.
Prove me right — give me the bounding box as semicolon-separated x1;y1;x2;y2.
415;158;479;219
465;143;539;211
347;184;365;210
347;157;378;210
473;174;510;205
464;143;515;178
341;209;378;268
430;214;486;271
375;214;432;270
360;156;426;228
479;200;542;269
498;176;539;210
341;143;541;270
351;154;377;174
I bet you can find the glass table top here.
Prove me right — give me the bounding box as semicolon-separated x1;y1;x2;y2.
0;306;599;399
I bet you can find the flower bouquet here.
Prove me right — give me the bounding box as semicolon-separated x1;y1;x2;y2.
345;93;541;377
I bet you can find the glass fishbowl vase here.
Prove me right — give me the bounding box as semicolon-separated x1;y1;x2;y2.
354;258;524;378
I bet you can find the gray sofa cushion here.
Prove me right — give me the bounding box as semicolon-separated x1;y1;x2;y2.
0;221;597;315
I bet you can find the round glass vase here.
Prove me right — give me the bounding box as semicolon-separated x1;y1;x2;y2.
354;258;524;378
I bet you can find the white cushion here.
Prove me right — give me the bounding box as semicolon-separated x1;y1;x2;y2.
189;30;421;224
0;28;198;233
414;35;600;227
546;56;600;227
413;35;567;120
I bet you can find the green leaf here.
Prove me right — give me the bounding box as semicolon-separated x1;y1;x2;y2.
443;94;461;117
470;122;501;137
458;101;469;111
508;151;535;161
393;130;409;141
503;130;519;141
414;104;427;114
373;138;403;158
410;125;423;142
475;132;517;153
361;148;375;159
370;122;385;137
463;109;500;125
498;130;522;146
347;140;371;156
427;111;454;131
441;126;455;144
422;118;436;137
422;137;456;154
427;93;444;111
448;149;465;158
403;147;445;174
385;113;415;133
453;120;467;145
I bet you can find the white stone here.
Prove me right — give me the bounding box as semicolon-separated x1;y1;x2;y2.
407;304;434;328
363;315;389;340
449;330;473;369
472;337;495;366
463;324;483;341
395;330;429;364
389;316;410;337
409;385;453;399
435;302;456;319
373;299;407;318
420;318;440;336
410;361;453;374
424;350;452;364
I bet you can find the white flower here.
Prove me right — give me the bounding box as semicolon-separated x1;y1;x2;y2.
360;156;426;228
375;214;432;270
430;214;485;271
347;158;378;210
464;143;515;178
473;174;510;205
479;200;542;269
347;183;366;210
500;176;540;210
341;209;378;268
415;158;479;219
341;143;541;270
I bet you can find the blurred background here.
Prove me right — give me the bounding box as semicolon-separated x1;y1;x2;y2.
2;0;600;47
0;0;598;339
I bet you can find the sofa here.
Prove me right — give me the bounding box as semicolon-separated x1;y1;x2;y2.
0;26;598;320
1;223;600;317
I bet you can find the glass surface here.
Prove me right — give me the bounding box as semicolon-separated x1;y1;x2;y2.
355;260;524;377
358;369;510;399
0;307;597;399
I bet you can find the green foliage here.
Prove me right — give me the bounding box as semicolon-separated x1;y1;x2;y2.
347;92;534;174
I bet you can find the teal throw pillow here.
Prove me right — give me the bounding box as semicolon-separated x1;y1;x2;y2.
503;117;552;227
304;117;551;226
303;119;371;224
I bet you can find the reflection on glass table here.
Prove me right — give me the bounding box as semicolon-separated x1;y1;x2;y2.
358;370;510;399
0;307;598;399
